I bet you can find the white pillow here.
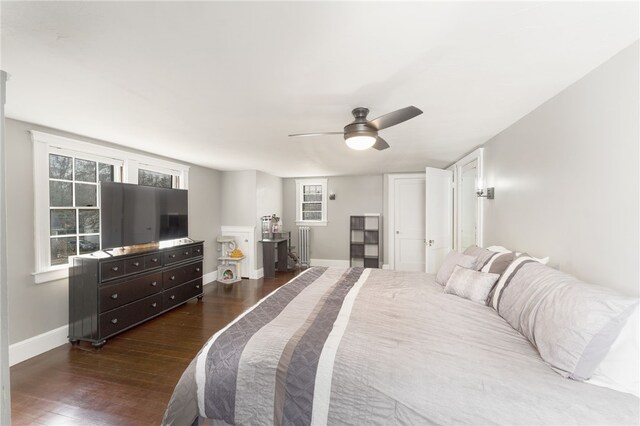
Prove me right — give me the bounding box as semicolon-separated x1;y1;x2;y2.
486;245;549;265
444;265;499;304
587;305;639;397
435;251;477;286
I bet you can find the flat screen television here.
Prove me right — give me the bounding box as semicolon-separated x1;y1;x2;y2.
100;182;188;249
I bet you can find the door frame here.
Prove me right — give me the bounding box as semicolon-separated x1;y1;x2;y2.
449;148;484;251
386;172;426;270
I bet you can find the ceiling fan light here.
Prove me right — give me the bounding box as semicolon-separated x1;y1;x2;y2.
346;135;376;150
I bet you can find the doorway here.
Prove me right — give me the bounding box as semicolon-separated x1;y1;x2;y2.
387;174;425;271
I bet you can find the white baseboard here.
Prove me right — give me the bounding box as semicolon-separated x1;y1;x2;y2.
382;264;391;270
9;324;68;367
310;259;350;268
203;270;217;285
250;268;264;279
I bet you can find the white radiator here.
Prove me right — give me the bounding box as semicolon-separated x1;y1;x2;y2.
298;227;310;267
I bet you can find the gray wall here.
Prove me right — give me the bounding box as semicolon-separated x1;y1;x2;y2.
482;41;639;296
220;170;257;226
283;175;383;261
5;118;222;344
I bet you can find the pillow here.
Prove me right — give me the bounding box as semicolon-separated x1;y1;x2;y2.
463;246;495;271
481;251;515;276
435;251;477;286
496;261;639;381
587;305;639;397
486;245;549;265
487;253;541;309
444;265;499;304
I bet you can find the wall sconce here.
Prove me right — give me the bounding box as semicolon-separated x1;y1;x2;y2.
476;187;495;199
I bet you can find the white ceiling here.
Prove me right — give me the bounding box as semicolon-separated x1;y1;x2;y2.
1;2;638;177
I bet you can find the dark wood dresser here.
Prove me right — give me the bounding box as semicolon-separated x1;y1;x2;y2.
68;240;204;347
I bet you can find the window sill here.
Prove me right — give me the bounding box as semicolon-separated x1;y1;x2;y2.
296;221;328;227
32;267;69;284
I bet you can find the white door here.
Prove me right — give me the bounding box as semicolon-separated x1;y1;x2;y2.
425;167;453;273
393;176;426;271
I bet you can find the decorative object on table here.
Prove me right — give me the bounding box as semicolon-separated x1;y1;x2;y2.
217;235;244;284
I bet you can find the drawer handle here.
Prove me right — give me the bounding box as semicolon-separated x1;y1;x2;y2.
111;293;118;299
151;302;157;308
170;254;176;259
169;295;176;300
195;284;201;289
151;258;158;263
111;266;119;272
151;281;157;287
196;268;201;272
111;318;118;324
170;275;176;281
132;261;140;267
196;249;201;253
184;251;189;255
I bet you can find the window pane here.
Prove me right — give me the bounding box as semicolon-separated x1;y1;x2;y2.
51;237;76;266
79;235;100;254
49;154;73;180
49;181;73;206
303;212;322;221
75;183;97;206
302;203;322;212
78;209;99;234
50;209;76;236
75;158;96;182
304;194;322;202
98;163;114;182
138;169;173;188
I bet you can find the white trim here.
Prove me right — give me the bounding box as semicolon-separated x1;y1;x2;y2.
310;259;350;268
250;268;264;279
386;173;426;270
9;325;68;367
0;69;10;424
382;264;391;270
295;178;328;227
202;271;217;285
32;266;68;284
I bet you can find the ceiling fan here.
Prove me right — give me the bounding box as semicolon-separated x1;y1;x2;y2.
289;106;423;151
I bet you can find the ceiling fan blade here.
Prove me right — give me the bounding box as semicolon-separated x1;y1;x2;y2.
372;136;390;151
368;106;423;130
288;132;343;137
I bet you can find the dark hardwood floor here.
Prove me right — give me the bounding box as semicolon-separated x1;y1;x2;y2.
10;271;299;425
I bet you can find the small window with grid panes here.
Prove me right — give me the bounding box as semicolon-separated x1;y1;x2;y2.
48;153;121;266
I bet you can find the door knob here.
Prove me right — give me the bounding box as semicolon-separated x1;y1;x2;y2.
396;230;400;234
427;239;434;246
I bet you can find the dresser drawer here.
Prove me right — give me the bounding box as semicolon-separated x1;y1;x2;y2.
100;271;162;312
163;261;203;290
124;256;146;275
144;253;162;269
164;247;192;265
191;244;204;257
99;293;162;338
163;278;203;310
101;260;125;282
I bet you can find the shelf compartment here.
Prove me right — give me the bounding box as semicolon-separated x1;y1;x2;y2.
351;258;365;268
351;230;364;244
350;216;365;230
350;243;364;258
364;216;379;231
364;258;379;268
364;230;378;244
364;244;378;257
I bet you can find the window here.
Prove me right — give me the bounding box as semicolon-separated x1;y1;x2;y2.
32;131;190;283
48;153;121;266
295;178;328;226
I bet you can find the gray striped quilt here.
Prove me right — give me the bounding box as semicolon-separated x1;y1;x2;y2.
163;267;639;425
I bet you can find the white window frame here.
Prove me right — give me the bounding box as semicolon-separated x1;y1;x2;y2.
295;178;328;227
32;131;190;284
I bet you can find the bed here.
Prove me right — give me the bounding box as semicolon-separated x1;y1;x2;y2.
163;266;639;425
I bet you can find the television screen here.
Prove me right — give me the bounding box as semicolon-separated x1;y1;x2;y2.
100;182;188;249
